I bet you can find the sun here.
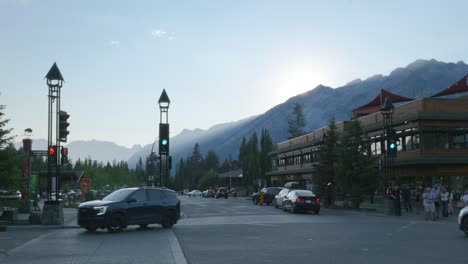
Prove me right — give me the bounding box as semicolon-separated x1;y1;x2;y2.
276;66;324;102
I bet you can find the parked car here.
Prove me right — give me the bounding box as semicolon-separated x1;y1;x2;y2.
282;190;320;214
273;188;292;209
78;187;180;233
0;190;21;200
284;181;300;189
458;206;468;237
188;190;202;197
252;187;282;205
203;189;215;198
215;187;229;199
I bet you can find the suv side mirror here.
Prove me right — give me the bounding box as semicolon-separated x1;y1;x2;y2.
127;197;137;203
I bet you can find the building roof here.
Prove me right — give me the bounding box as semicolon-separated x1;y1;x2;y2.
217;168;243;178
352;89;413;117
431;74;468;98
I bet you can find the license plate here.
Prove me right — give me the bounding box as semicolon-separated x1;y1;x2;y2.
306;200;312;204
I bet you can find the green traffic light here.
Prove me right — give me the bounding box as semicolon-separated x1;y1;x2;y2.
390;143;396;149
162;139;168;146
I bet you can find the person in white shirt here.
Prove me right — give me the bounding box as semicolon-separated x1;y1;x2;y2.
439;187;449;217
423;187;435;221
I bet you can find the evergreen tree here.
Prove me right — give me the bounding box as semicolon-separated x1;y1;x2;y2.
248;132;260;190
287;102;307;139
204;149;220;171
135;157;144;183
260;128;273;186
313;117;339;206
188;143;204;187
0;102;20;188
336;120;380;208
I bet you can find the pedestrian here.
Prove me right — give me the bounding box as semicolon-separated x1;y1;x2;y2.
415;189;422;214
423;187;436;221
439;187;449;217
402;186;412;213
448;189;454;215
431;185;441;218
391;188;402;216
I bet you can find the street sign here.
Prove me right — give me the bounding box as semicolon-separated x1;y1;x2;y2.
82;179;90;188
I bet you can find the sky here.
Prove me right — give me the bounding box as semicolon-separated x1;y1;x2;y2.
2;0;468;148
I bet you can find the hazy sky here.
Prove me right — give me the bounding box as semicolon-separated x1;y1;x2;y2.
2;0;468;148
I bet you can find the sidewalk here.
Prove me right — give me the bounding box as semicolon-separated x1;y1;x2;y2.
327;203;461;222
5;207;79;231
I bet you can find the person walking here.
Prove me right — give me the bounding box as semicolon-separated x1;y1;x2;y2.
440;187;449;217
402;186;412;213
431;185;441;218
423;187;436;221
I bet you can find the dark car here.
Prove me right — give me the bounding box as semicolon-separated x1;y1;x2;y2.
252;187;282;205
203;189;215;198
215;187;229;199
78;187;180;233
282;190;320;214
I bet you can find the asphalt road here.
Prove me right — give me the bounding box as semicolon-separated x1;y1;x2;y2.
1;195;466;264
177;196;467;264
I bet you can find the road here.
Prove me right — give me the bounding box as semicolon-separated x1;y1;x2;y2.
1;195;466;264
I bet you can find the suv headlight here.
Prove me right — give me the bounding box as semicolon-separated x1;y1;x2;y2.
94;206;108;215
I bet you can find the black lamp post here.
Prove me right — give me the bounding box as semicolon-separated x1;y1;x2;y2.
158;89;171;187
380;96;396;215
45;62;64;203
42;62;65;225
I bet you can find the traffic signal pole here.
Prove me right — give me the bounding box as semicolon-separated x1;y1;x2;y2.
43;62;65;225
158;89;171;187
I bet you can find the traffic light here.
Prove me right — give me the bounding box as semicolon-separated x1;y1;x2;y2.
61;147;69;165
59;111;70;142
386;128;398;157
159;123;169;155
48;145;57;165
168;156;172;170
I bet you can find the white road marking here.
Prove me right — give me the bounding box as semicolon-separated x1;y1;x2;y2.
168;230;188;264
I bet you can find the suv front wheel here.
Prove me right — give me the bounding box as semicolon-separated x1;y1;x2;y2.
108;214;125;233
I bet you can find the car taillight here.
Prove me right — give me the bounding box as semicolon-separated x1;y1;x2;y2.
296;197;303;202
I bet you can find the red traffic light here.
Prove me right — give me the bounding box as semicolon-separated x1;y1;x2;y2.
49;146;56;156
61;147;68;156
60;112;70;121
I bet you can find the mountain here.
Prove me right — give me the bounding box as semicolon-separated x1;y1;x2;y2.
17;59;468;169
128;59;468;169
15;139;142;164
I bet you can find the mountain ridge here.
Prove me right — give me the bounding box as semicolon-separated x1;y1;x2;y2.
16;59;468;169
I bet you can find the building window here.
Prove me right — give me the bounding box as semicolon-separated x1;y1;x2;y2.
449;129;468;149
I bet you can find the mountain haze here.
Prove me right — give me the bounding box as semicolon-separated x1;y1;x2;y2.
15;139;142;165
17;59;468;170
129;59;468;169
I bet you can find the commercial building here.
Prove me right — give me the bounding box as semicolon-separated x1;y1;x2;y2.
267;75;468;195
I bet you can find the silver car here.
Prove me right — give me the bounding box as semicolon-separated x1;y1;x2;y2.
458;206;468;237
273;188;290;209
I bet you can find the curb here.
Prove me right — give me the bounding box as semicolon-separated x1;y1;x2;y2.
6;224;81;231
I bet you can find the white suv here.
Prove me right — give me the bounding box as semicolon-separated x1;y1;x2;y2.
458;206;468;237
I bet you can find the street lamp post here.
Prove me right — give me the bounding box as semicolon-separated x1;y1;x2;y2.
158;89;171;187
42;62;65;225
380;96;396;215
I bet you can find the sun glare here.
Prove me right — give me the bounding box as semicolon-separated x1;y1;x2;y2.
276;67;323;102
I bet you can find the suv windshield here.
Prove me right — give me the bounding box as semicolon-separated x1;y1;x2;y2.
102;189;135;201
